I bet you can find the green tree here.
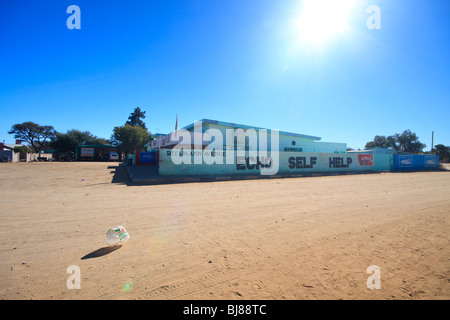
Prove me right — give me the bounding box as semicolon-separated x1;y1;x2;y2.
8;122;56;153
433;144;450;163
396;130;426;153
365;130;426;154
51;129;108;153
110;124;151;155
125;107;147;129
364;135;389;149
386;135;398;150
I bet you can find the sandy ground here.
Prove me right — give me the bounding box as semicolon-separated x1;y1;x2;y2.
0;162;449;300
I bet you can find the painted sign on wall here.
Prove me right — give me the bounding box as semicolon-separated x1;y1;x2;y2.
80;148;94;157
140;151;158;164
358;154;374;166
159;151;374;176
393;154;439;170
135;150;158;165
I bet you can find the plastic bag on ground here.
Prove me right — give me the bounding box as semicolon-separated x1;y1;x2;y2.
106;226;130;246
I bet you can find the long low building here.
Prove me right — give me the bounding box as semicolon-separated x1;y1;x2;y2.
134;118;439;180
148;118;347;154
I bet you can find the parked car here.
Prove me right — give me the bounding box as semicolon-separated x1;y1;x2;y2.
109;151;119;161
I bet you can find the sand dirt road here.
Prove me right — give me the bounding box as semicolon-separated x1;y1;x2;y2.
0;162;449;300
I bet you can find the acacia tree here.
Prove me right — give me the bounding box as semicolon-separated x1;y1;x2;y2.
8;122;56;153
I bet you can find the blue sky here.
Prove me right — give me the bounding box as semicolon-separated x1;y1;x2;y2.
1;0;449;150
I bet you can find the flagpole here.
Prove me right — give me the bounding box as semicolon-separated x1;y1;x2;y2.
175;114;178;138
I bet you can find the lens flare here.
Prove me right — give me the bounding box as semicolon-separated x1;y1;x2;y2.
122;280;134;292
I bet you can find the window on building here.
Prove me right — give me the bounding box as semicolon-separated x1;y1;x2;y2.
292;141;296;146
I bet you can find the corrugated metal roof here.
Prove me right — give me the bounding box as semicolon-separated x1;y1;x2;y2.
76;145;117;148
182;119;321;141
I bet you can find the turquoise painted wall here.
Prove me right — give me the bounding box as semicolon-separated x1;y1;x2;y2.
373;154;392;171
159;151;374;176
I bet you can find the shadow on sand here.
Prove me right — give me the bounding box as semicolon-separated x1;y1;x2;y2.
109;164;132;185
81;245;122;260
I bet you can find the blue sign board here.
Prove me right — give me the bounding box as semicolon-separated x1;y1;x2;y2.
393;154;439;171
140;151;158;164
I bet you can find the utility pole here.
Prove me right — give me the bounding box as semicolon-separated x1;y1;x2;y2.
431;131;434;153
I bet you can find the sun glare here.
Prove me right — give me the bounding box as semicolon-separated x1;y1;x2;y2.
294;0;356;46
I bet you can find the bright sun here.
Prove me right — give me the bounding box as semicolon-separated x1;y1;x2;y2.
294;0;356;46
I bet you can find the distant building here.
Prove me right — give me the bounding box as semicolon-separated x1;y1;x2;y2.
347;147;397;154
0;140;25;162
75;144;121;161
